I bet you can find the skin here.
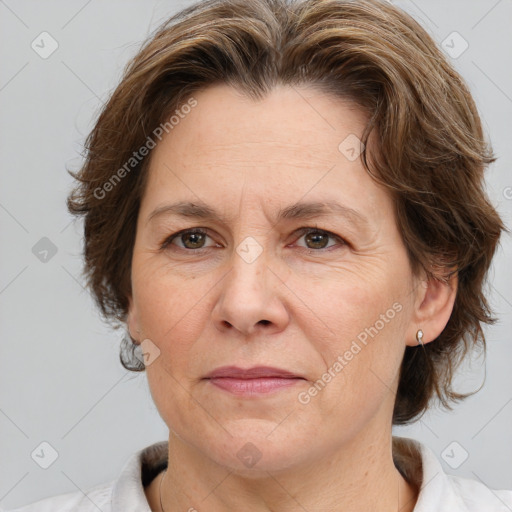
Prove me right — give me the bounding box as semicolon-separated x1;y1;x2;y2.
127;83;457;512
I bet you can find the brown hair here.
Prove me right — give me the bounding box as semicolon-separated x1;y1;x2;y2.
67;0;506;424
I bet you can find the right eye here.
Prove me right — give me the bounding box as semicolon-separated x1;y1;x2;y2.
160;228;218;251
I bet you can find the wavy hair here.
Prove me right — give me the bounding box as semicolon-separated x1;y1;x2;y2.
67;0;506;424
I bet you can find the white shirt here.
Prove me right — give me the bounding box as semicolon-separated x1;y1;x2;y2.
6;436;512;511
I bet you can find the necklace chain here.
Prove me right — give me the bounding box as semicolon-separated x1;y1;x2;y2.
159;469;167;512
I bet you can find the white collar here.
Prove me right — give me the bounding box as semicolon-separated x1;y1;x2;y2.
108;436;512;512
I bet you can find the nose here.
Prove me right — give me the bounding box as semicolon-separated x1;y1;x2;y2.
211;249;290;337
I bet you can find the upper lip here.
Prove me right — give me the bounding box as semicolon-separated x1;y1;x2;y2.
205;366;304;379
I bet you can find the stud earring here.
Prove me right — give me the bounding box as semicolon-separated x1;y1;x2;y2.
416;329;424;346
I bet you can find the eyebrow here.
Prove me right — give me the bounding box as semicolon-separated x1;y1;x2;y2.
146;199;369;228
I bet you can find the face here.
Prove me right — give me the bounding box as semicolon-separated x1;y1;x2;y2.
128;83;427;474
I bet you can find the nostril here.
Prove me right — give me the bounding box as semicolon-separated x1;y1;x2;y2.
259;320;271;326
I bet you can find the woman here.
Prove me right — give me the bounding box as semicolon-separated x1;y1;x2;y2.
10;0;511;510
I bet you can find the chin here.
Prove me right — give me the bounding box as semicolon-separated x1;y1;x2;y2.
198;420;315;475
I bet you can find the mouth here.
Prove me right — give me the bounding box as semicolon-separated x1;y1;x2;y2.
204;366;306;396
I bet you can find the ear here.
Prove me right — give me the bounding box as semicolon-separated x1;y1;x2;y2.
405;271;458;347
126;295;141;343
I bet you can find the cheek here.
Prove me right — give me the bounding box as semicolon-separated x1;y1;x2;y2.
296;268;405;354
134;266;214;431
132;261;209;369
296;269;410;407
301;298;407;441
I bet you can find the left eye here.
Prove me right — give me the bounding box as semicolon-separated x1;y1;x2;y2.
294;227;344;250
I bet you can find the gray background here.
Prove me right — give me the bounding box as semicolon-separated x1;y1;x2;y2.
0;0;511;509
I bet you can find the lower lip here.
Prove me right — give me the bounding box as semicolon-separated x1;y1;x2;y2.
208;377;302;396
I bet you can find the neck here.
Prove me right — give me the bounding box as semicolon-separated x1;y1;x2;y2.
150;429;418;512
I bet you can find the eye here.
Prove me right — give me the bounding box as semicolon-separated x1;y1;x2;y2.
161;228;218;251
293;227;345;251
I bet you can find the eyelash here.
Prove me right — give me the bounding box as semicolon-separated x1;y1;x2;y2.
160;227;346;253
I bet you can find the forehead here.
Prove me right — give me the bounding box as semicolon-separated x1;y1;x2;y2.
162;83;368;159
142;83;390;225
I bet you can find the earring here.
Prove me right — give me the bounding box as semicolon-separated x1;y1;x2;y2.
124;330;140;346
416;329;424;346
